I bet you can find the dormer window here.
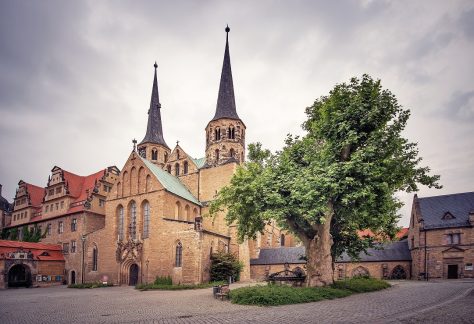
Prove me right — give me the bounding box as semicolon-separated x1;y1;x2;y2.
442;211;455;220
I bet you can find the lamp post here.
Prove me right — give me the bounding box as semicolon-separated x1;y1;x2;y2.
81;235;86;284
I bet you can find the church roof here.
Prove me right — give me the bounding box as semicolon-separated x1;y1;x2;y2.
211;26;240;122
337;240;411;262
140;63;169;148
191;157;207;169
141;157;201;206
417;191;474;229
250;240;411;265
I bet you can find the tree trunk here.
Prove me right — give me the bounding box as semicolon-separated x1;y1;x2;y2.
305;210;334;287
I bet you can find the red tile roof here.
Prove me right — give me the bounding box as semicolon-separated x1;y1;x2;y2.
25;183;45;207
357;228;409;241
0;240;64;261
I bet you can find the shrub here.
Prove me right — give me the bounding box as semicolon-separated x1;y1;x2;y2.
68;282;113;289
229;284;351;306
332;277;391;293
210;252;243;282
154;276;172;285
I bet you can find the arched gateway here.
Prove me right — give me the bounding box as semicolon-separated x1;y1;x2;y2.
8;264;32;288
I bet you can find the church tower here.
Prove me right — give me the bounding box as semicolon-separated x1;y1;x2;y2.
205;26;246;166
137;62;171;166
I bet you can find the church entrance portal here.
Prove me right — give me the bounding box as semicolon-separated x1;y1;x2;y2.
8;264;32;288
129;264;139;286
70;270;76;284
447;264;458;279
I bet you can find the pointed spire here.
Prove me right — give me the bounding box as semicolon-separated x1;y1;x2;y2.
211;25;240;121
140;62;169;148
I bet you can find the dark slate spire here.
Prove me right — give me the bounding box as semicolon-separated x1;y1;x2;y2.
211;25;240;121
140;62;169;148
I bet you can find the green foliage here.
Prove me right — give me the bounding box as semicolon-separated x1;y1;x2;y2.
68;282;113;289
210;251;244;282
230;284;351;306
210;74;441;260
230;277;390;306
136;281;225;291
21;225;45;242
332;277;391;292
0;225;46;242
154;276;172;285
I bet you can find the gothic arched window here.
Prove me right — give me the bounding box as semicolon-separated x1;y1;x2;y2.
117;205;124;241
129;201;137;240
142;201;150;239
151;149;158;161
175;163;180;176
164;153;168;162
215;149;220;162
215;128;221;141
175;242;183;267
183;161;188;175
185;205;190;221
176;149;180;159
92;246;98;271
280;234;285;247
228;127;235;139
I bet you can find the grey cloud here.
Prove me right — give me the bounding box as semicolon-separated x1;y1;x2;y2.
458;7;474;40
445;90;474;121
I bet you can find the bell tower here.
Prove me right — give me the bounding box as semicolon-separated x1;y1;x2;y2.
205;25;246;166
137;62;171;166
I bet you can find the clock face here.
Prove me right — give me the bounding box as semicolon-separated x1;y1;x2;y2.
138;148;146;158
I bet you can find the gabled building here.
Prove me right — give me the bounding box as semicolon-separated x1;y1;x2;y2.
409;191;474;279
3;166;119;285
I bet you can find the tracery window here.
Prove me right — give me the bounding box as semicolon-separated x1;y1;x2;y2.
228;127;235;139
175;242;183;267
143;202;150;239
117;206;124;240
129;201;137;240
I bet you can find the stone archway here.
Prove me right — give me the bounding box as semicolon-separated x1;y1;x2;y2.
390;265;407;279
8;264;32;288
129;264;139;286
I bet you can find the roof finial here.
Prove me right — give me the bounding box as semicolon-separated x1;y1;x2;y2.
154;61;158;69
132;138;137;151
225;24;230;33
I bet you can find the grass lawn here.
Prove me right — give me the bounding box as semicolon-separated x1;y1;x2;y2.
230;277;390;306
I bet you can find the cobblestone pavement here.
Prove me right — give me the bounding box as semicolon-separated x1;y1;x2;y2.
0;280;473;323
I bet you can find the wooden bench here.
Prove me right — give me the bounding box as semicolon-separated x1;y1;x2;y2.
215;285;230;301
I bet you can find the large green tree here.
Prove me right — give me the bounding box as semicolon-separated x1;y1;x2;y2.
210;75;441;286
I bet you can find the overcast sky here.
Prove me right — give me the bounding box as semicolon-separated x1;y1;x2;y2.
0;1;473;226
